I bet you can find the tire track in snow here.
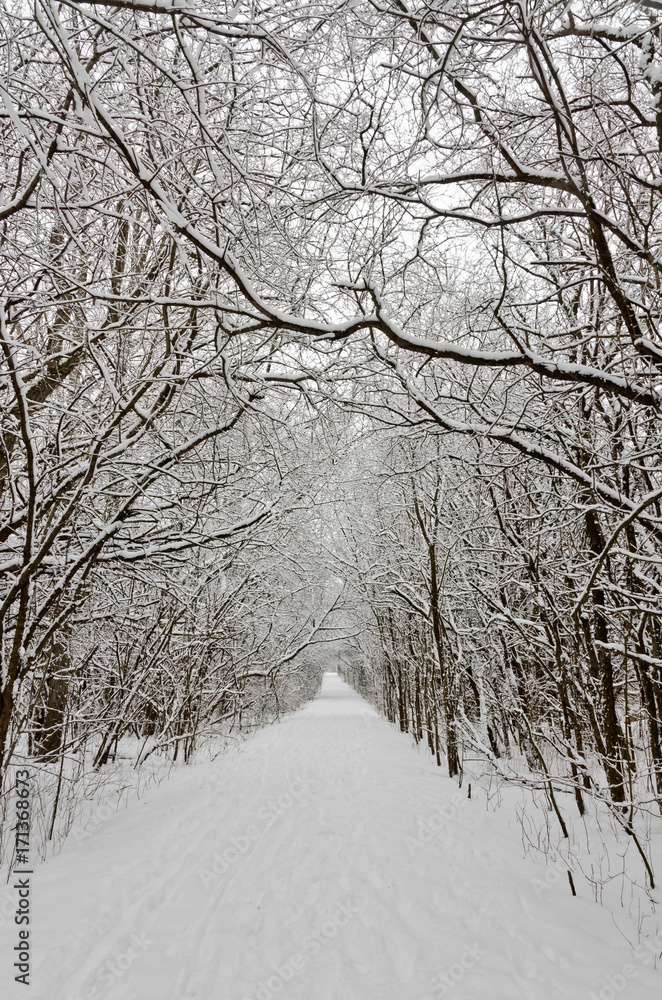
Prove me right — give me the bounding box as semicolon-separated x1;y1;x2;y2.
41;749;279;999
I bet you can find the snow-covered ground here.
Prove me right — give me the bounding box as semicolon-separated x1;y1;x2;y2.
2;672;661;1000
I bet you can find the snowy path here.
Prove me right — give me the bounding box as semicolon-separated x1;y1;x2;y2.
3;673;662;1000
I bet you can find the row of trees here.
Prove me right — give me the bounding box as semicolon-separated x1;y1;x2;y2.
0;0;345;803
336;427;660;845
316;0;662;879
